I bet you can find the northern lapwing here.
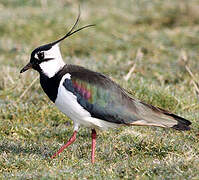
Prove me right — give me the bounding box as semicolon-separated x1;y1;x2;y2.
20;12;191;164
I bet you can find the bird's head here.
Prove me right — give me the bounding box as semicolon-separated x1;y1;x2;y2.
20;11;94;78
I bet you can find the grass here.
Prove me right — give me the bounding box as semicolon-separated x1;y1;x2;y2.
0;0;199;179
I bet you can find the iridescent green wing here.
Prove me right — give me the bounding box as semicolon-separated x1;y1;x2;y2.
62;65;139;124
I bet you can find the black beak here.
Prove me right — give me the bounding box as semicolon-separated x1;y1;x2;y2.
20;62;32;73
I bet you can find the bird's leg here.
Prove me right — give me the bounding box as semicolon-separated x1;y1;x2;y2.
91;129;97;164
51;131;77;159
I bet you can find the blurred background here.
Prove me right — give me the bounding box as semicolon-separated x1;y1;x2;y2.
0;0;198;179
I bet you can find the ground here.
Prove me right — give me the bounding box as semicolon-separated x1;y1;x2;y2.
0;0;199;179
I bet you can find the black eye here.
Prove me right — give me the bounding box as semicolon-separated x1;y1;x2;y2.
37;52;44;60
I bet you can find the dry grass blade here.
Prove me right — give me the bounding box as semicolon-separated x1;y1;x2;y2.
124;48;143;81
180;50;199;98
20;75;39;99
123;63;136;81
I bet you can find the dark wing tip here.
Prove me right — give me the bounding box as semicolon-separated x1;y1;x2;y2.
168;113;191;125
172;123;191;131
168;113;192;131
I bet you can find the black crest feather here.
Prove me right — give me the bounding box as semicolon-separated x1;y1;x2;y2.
50;7;95;46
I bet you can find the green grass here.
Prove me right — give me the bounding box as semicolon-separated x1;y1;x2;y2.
0;0;199;179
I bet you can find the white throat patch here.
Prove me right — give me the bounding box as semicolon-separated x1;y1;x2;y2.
39;44;65;78
40;60;63;78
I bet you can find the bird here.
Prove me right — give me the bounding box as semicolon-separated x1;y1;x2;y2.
20;12;191;164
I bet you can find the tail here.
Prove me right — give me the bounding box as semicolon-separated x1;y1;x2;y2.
163;112;191;131
129;100;192;131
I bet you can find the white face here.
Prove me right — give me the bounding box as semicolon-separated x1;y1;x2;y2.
38;44;65;78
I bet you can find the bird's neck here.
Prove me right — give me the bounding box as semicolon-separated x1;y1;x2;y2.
39;58;65;78
39;64;67;102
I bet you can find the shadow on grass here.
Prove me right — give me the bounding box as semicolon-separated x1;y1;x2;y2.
0;141;53;158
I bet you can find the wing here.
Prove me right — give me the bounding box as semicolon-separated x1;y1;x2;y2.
61;64;191;130
61;65;138;125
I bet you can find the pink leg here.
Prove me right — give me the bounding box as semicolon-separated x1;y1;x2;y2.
91;129;97;164
51;131;77;159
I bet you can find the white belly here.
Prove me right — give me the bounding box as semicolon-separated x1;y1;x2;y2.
55;74;121;131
